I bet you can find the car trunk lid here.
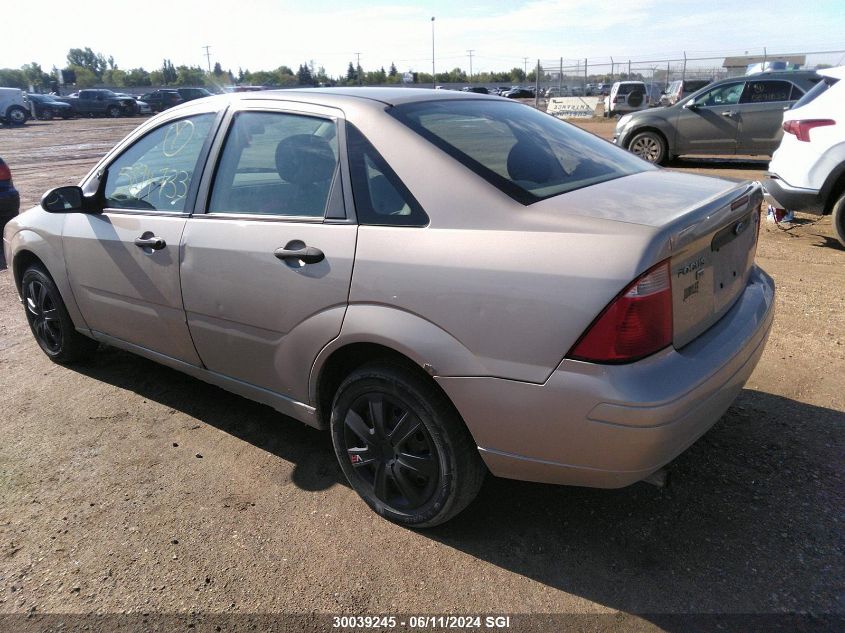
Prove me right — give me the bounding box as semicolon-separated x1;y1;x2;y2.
534;170;763;349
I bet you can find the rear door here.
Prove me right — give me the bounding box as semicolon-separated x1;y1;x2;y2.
735;80;801;154
180;102;357;403
63;111;220;364
673;81;744;154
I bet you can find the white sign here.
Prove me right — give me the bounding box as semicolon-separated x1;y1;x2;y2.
547;97;600;119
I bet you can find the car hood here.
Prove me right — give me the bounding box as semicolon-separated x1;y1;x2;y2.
533;169;746;229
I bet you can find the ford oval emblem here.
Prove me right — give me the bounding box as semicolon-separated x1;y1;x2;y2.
734;220;747;235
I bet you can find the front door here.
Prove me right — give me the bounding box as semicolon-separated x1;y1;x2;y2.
673;81;745;155
63;112;219;364
180;106;357;402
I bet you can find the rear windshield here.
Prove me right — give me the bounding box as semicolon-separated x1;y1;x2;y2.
793;75;839;108
616;83;644;95
390;99;652;205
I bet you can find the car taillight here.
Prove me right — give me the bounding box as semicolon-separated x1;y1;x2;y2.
567;260;673;363
0;163;11;181
782;119;835;142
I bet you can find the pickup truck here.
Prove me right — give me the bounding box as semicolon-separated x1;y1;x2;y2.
57;89;138;117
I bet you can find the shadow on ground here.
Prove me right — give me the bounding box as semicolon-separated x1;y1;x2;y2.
71;347;844;629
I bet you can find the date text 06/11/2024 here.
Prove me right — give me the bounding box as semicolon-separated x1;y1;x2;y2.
332;615;512;629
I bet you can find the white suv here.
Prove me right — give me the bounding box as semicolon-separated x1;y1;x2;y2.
603;81;648;117
764;66;845;245
0;87;30;126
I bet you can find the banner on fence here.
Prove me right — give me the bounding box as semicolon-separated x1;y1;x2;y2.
547;97;600;118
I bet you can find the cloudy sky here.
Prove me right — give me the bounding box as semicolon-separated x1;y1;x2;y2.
3;0;844;77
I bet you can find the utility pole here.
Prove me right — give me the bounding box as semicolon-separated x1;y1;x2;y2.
466;49;474;84
523;57;529;80
355;52;362;85
431;17;436;89
202;45;212;74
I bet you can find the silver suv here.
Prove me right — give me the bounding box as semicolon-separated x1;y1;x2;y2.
614;71;821;164
4;89;774;527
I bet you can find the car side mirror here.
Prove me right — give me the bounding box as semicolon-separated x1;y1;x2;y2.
41;186;97;214
684;102;698;110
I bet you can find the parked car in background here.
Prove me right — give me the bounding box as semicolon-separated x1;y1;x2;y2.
139;89;183;112
0;157;20;231
114;93;152;116
461;86;489;94
28;93;75;120
603;81;648;117
4;88;774;527
176;87;214;102
504;87;534;99
56;89;138;118
764;66;845;245
613;70;821;164
659;79;712;107
0;87;30;126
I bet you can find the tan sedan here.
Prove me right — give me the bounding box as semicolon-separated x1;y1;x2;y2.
3;89;774;526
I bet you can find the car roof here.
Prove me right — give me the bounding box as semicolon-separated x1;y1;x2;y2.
200;87;502;110
818;65;845;80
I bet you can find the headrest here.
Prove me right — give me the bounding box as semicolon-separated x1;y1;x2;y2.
506;139;559;184
275;135;336;185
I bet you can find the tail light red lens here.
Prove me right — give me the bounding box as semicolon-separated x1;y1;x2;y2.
568;260;673;363
782;119;835;142
0;163;11;181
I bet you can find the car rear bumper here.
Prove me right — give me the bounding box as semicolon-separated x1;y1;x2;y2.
437;265;775;488
762;174;823;214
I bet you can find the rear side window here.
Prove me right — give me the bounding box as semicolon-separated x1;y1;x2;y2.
208;111;339;217
390;99;650;205
740;80;793;103
346;123;428;226
793;76;839;108
616;83;643;95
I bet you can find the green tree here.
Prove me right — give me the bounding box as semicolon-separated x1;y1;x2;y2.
0;68;27;89
102;68;127;87
66;47;108;79
175;65;206;86
161;59;177;85
510;67;526;82
65;64;98;87
213;62;223;76
296;63;313;85
389;62;397;77
346;62;356;83
124;68;151;87
21;62;51;90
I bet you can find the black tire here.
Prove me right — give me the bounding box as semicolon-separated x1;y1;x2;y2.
37;108;53;121
7;105;27;125
330;362;486;528
628;130;668;165
832;191;845;248
21;266;98;364
106;105;120;118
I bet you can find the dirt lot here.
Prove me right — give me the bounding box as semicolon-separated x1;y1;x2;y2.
0;117;843;631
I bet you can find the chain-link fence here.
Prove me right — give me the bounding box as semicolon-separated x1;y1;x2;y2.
529;48;845;102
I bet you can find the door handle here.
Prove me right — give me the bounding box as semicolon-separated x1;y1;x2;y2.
720;110;736;117
134;234;166;250
274;245;324;264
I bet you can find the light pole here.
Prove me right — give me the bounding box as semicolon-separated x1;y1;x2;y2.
431;17;436;89
467;49;474;84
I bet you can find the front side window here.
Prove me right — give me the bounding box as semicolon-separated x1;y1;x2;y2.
104;113;216;212
693;82;744;107
740;80;793;103
390;99;650;205
208;111;338;217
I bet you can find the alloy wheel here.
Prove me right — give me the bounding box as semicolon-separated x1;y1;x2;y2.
341;393;440;511
25;279;62;353
630;135;662;163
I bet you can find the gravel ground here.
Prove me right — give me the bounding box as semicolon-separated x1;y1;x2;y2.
0;117;842;632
